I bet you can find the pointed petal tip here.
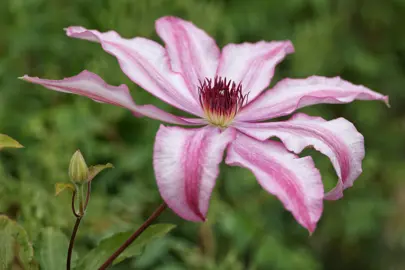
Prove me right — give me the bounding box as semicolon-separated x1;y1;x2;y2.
19;74;33;81
64;26;86;36
384;96;390;108
169;207;206;223
156;16;185;25
324;193;342;201
307;222;317;235
196;212;207;222
324;188;344;200
64;26;75;35
284;40;295;54
155;16;186;32
157;15;176;22
19;75;42;83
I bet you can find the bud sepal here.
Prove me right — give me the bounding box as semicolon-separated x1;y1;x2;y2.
68;150;89;184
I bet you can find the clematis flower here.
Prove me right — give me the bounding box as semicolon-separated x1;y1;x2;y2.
21;16;388;232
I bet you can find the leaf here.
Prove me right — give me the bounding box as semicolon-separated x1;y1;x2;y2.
0;134;23;150
36;227;73;270
0;215;37;270
88;163;114;181
55;183;75;196
77;224;175;269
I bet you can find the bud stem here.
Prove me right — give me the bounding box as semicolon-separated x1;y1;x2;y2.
71;190;80;218
67;182;92;270
84;181;91;210
78;184;85;216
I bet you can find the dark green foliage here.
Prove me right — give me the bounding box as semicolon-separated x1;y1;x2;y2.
36;227;72;270
0;215;37;269
76;224;175;269
0;0;403;269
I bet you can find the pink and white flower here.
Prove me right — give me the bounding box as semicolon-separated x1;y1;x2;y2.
21;16;388;232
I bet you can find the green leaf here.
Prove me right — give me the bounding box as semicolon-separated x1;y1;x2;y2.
36;227;72;270
0;134;23;150
55;183;75;196
0;215;37;270
88;163;114;181
77;224;175;269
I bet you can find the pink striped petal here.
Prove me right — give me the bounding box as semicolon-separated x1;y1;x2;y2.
65;26;203;117
154;125;236;221
235;113;365;200
21;71;205;126
216;41;294;101
225;133;323;232
236;76;389;122
155;16;220;101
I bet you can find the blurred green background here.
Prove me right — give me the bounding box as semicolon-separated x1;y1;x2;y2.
0;0;403;269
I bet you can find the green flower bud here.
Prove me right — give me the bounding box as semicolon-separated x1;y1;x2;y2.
69;150;89;184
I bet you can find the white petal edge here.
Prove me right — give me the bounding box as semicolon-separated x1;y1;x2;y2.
156;16;220;101
216;41;294;102
154;125;236;221
225;132;324;232
21;71;205;126
236;76;389;122
234;113;365;199
65;26;203;117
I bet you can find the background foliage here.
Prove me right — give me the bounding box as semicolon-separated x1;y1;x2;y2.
0;0;404;269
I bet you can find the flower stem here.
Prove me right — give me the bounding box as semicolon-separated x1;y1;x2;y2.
67;183;92;270
67;216;82;270
71;190;80;218
98;203;167;270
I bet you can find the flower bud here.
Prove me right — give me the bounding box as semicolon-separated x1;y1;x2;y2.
68;150;89;184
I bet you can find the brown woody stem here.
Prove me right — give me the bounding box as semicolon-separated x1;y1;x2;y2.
98;203;167;270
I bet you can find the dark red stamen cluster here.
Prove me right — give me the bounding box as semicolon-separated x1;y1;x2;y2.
198;77;248;126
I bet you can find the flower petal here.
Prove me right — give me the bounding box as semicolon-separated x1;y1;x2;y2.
225;132;323;232
65;26;203;116
216;41;294;101
235;113;365;200
155;16;220;101
21;71;205;126
236;76;389;122
154;125;236;221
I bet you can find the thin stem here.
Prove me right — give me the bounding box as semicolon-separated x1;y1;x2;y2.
84;181;91;210
71;190;80;218
67;216;82;270
67;184;92;270
98;203;167;270
78;184;85;216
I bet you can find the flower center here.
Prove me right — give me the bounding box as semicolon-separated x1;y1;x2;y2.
198;77;248;127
